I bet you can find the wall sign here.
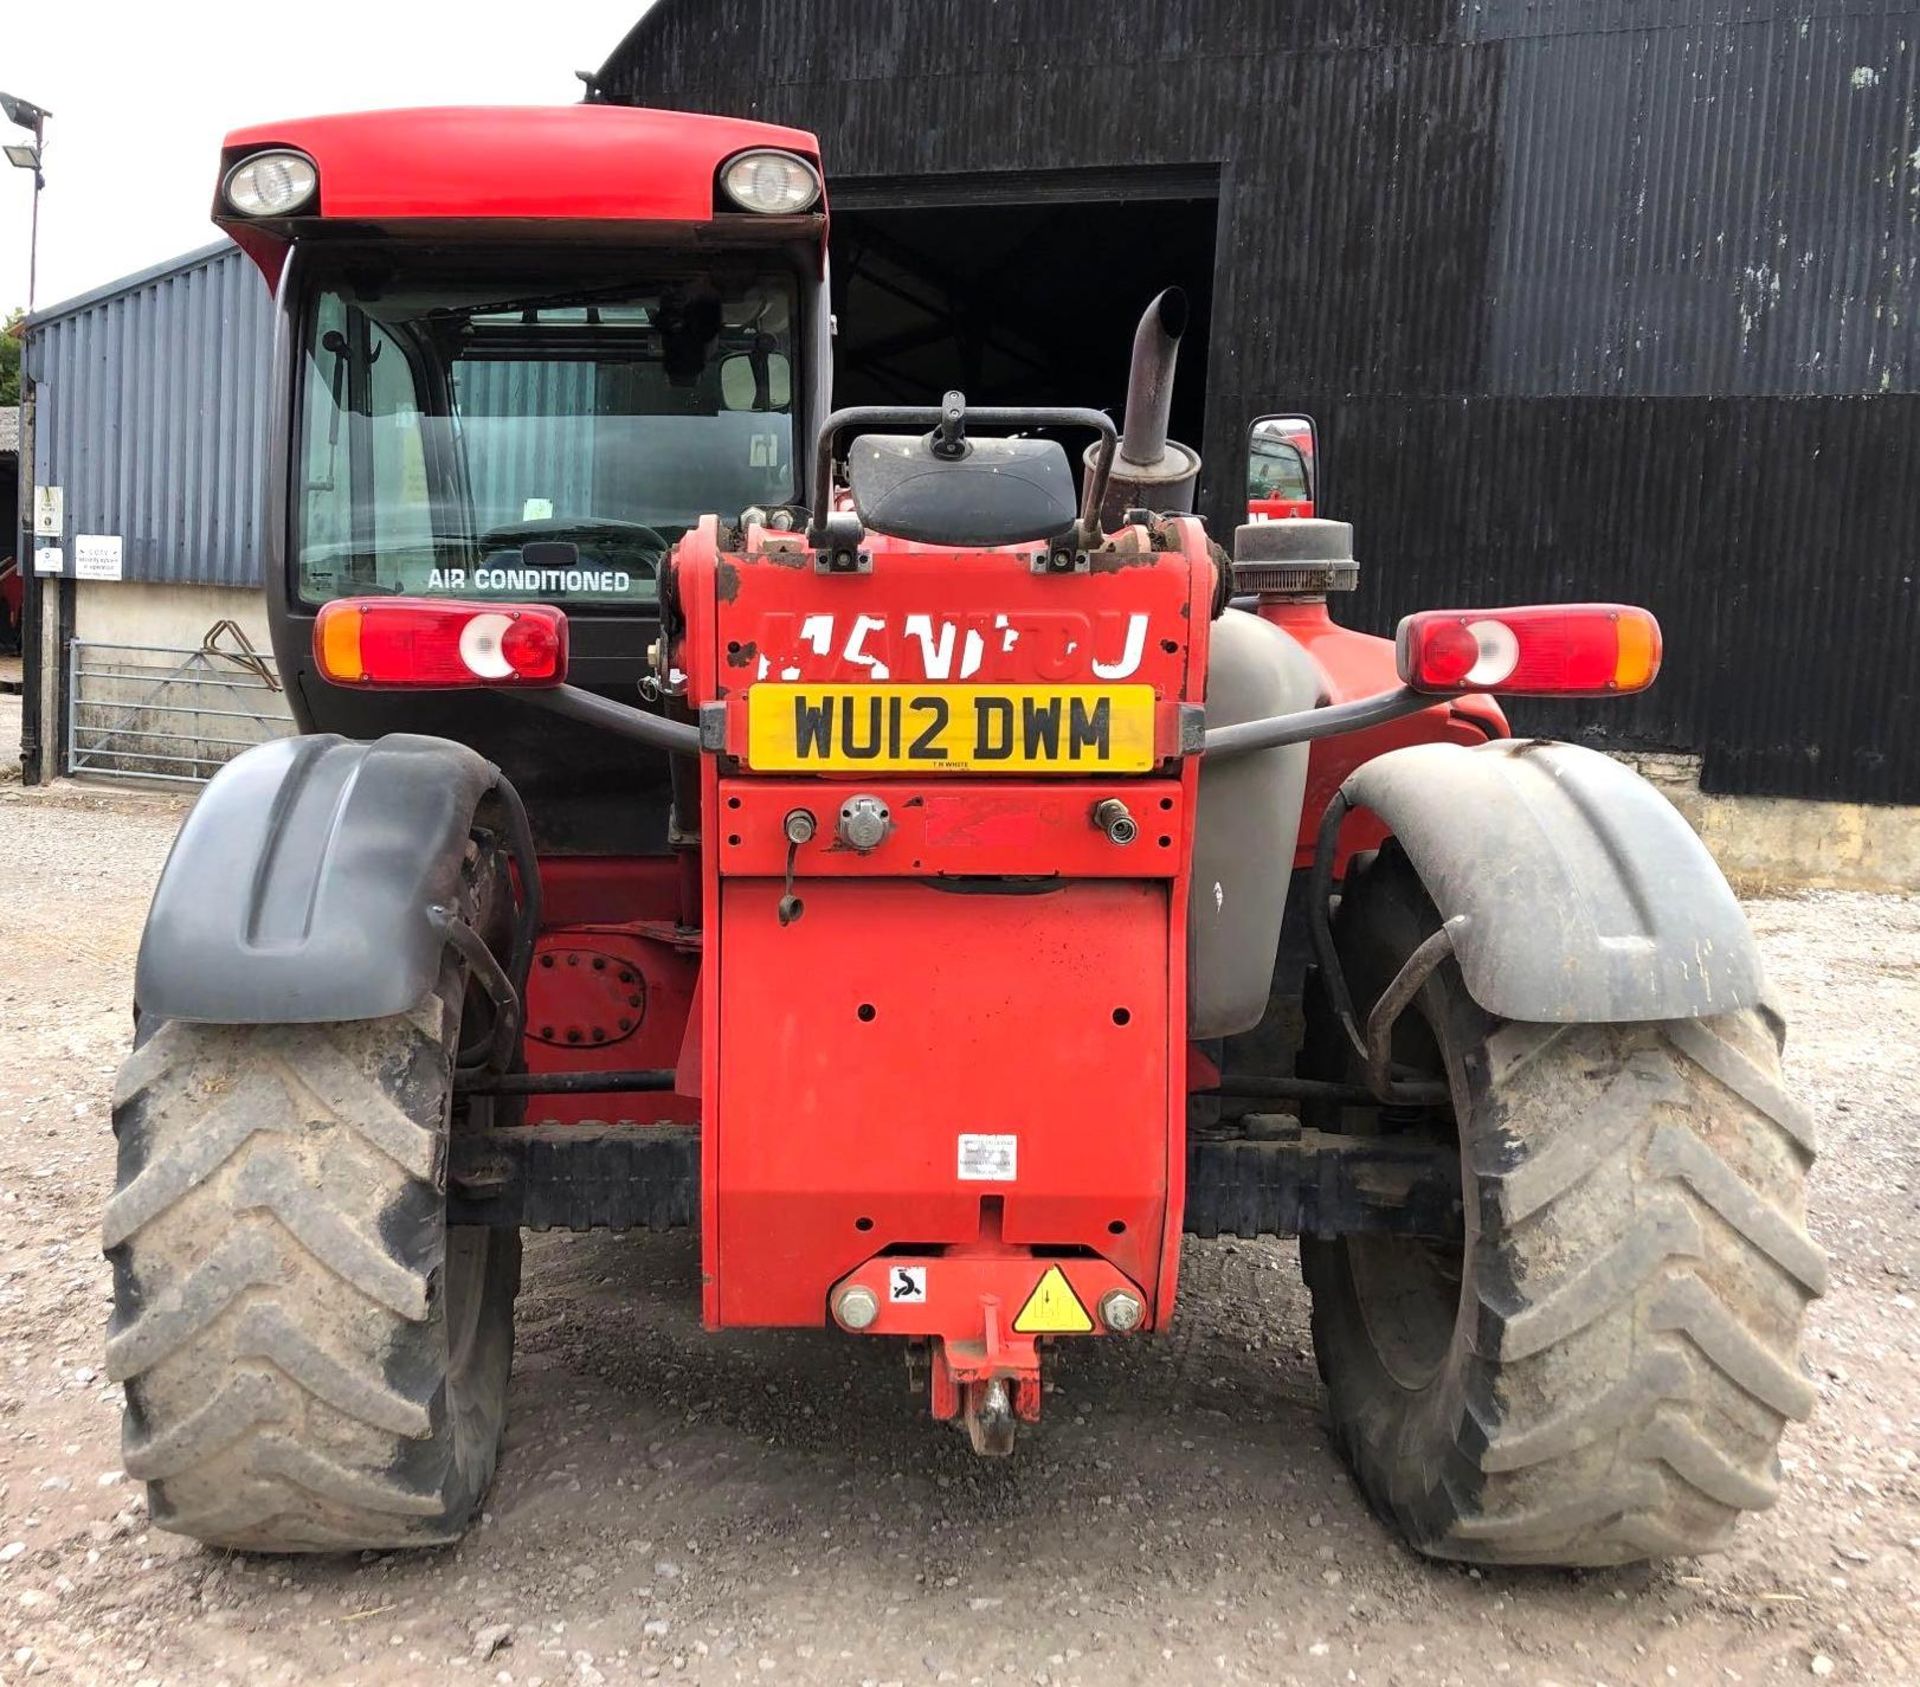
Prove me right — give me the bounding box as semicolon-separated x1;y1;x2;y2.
73;534;124;581
33;486;63;537
33;546;63;575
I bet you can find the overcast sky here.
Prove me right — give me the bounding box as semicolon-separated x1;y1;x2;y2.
2;0;650;318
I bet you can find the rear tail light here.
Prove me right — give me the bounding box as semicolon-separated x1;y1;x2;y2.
1395;604;1661;697
314;598;568;689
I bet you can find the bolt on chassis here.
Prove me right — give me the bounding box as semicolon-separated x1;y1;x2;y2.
104;106;1825;1563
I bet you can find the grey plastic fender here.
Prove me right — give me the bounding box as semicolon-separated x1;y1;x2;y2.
135;733;500;1025
1341;738;1765;1023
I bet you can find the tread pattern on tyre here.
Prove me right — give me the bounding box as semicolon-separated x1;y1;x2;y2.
105;973;515;1552
1304;851;1827;1566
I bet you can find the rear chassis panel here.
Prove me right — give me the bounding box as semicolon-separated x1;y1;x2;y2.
712;878;1172;1325
681;519;1213;1354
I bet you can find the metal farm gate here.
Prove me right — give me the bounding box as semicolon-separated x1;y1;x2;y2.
68;631;293;784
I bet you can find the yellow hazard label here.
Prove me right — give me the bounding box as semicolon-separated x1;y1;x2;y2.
1013;1265;1094;1334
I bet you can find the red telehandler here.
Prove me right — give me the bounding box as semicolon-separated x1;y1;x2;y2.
105;107;1824;1566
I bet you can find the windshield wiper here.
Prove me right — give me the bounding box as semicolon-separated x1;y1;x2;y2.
305;330;351;492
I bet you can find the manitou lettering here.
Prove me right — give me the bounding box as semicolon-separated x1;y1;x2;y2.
749;684;1157;773
752;611;1155;683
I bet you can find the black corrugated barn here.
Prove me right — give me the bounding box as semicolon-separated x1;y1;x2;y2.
596;0;1919;804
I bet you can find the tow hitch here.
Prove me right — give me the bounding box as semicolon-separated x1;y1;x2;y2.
828;1248;1149;1455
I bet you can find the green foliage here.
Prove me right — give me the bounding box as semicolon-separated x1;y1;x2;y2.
0;308;22;406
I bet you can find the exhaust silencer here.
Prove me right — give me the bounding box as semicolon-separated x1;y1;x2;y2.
1084;287;1202;528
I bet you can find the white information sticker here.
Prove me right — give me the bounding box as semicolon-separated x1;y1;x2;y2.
521;497;555;521
33;486;63;537
73;534;124;581
887;1265;927;1303
33;546;63;575
957;1133;1017;1182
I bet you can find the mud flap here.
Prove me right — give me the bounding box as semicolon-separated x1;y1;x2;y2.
134;732;502;1024
1338;738;1765;1023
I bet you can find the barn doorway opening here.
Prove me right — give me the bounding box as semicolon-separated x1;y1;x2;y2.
828;169;1219;468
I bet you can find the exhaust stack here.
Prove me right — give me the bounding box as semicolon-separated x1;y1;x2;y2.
1086;287;1202;527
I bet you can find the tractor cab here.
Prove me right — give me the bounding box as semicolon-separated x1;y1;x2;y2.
215;106;832;850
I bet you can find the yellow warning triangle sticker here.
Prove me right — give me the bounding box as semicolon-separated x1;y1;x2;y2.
1013;1265;1094;1334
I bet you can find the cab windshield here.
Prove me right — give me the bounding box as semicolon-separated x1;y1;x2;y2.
294;256;801;608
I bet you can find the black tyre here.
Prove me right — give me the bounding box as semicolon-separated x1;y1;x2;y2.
1301;844;1826;1566
104;963;519;1551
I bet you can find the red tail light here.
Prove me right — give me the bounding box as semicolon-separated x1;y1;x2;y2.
314;598;569;689
1395;604;1661;697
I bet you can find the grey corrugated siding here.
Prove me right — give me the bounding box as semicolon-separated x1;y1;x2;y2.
24;242;273;588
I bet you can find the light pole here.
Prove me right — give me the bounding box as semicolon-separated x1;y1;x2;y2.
2;92;50;312
4;91;51;785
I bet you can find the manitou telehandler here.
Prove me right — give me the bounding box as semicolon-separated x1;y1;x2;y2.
105;106;1825;1566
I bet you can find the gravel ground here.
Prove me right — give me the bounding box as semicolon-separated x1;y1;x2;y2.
0;783;1915;1687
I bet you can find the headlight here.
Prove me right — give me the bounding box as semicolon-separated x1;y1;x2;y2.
719;149;821;215
224;150;318;216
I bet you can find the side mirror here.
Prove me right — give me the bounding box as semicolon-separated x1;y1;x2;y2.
720;348;792;412
1247;413;1316;520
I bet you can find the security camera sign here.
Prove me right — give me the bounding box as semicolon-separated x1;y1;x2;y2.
73;535;124;581
33;486;62;537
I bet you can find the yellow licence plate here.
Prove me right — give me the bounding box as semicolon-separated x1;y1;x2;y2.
746;684;1157;773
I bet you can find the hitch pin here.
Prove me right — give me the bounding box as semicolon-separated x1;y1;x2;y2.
778;808;816;925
